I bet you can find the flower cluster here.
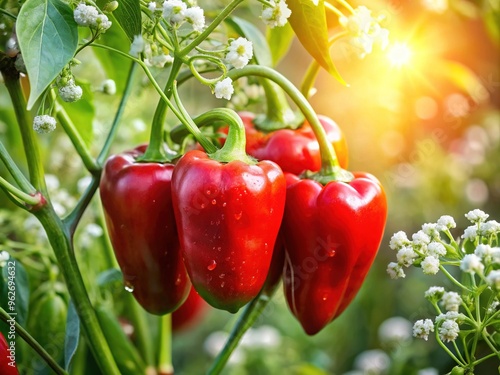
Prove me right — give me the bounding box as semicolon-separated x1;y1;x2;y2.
162;0;205;32
73;3;112;31
58;79;83;102
389;209;500;372
225;37;253;69
339;6;389;59
261;0;292;29
33;115;57;134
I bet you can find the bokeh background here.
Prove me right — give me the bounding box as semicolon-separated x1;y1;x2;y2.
1;0;499;374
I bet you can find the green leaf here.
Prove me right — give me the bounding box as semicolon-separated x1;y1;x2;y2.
266;22;294;66
16;0;78;109
287;0;345;84
97;268;122;287
60;80;94;147
64;301;80;371
225;16;272;67
111;0;141;42
0;258;30;327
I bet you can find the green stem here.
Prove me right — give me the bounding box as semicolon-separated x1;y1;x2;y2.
140;58;184;162
158;314;173;375
0;176;41;206
171;82;217;154
0;140;36;194
434;327;466;367
97;62;138;165
207;291;274;375
227;66;352;182
0;308;68;375
35;206;120;375
439;265;473;293
0;8;16;19
63;175;100;236
178;0;245;57
2;71;48;194
53;96;99;173
126;295;156;369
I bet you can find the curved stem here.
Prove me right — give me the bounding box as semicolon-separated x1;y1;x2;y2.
35;206;120;375
2;71;48;195
64;175;100;236
179;0;245;57
140;58;184;163
227;66;351;181
158;314;173;375
207;291;275;375
0;308;68;375
439;265;473;293
0;176;41;206
0;140;36;194
52;96;99;173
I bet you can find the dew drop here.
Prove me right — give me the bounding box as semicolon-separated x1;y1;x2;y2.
200;203;206;209
220;282;225;288
175;277;181;286
234;211;242;220
124;281;134;293
322;294;328;301
217;246;222;251
211;199;217;205
219;273;225;279
207;260;217;271
327;249;336;257
222;202;227;207
206;189;212;195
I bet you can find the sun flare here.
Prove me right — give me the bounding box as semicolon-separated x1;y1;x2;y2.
387;42;413;67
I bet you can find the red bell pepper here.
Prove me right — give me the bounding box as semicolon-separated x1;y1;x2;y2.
0;331;18;375
171;149;286;313
100;146;190;315
236;112;348;174
282;172;387;335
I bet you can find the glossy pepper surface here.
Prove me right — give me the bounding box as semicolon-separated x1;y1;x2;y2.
100;146;190;315
0;332;18;375
171;149;286;313
236;112;349;174
282;172;387;335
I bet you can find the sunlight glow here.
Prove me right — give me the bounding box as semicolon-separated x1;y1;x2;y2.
387;42;413;67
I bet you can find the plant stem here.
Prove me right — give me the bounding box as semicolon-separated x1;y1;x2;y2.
34;206;121;375
2;71;48;195
126;295;156;368
0;140;36;194
64;175;100;236
0;308;68;375
207;291;274;375
158;314;173;375
0;175;41;206
53;96;99;173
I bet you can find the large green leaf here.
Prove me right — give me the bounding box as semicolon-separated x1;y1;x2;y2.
112;0;141;42
16;0;78;109
266;22;294;66
0;258;30;327
287;0;345;84
225;16;272;67
64;301;80;371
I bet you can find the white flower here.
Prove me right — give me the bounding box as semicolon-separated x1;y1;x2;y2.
184;6;205;32
442;291;462;311
465;209;489;223
387;262;405;279
101;79;116;95
424;286;445;300
389;231;410;250
378;317;413;345
437;215;456;231
422;223;439;238
354;349;391;374
488;300;500;314
261;0;292;28
413;319;434;340
96;14;112;31
214;78;234;100
397;246;418;267
225;37;253;69
162;0;187;25
438;319;459;342
479;220;500;236
435;311;465;323
148;1;157;12
462;225;477;241
339;6;372;34
421;0;448;14
486;270;500;290
147;53;174;67
33;115;57;134
460;254;484;274
74;4;99;27
412;230;431;246
474;244;493;261
492;248;500;264
0;251;10;267
427;242;447;258
58;79;83;102
421;256;440;275
129;35;145;57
